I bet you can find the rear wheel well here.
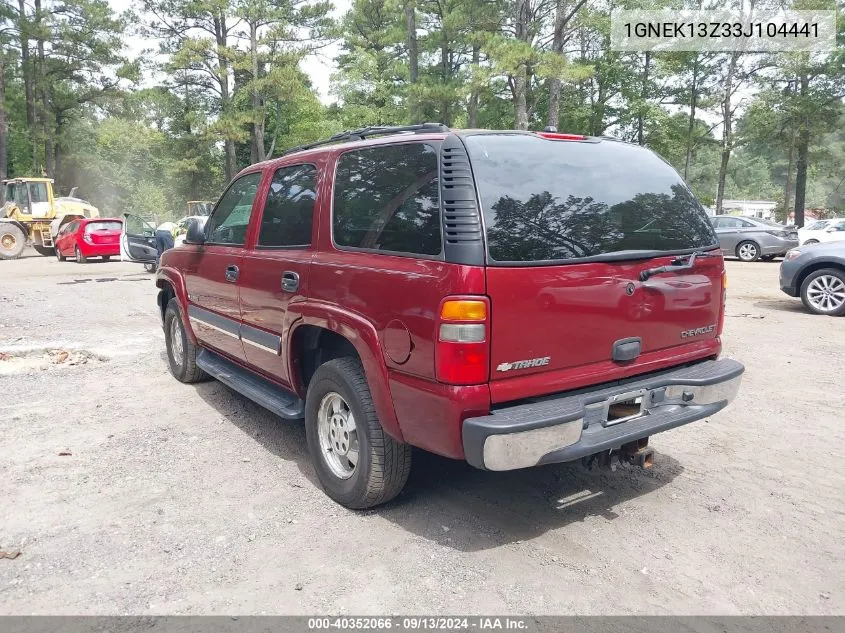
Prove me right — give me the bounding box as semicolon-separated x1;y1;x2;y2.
293;325;360;393
796;261;845;293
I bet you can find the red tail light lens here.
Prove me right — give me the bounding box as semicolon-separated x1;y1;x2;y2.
436;297;490;385
537;132;587;141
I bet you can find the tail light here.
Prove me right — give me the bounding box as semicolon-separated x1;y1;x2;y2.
537;132;587;141
436;297;490;385
82;229;93;244
717;270;727;336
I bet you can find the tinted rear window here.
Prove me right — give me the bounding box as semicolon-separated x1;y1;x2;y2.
85;221;122;232
464;135;717;263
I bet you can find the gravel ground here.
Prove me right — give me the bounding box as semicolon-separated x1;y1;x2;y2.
0;251;843;615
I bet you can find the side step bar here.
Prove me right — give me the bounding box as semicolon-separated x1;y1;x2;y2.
196;349;304;420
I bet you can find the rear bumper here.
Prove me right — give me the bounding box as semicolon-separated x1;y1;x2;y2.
462;358;744;471
78;241;120;257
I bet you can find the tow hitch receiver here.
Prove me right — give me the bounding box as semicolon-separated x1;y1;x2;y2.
582;438;655;471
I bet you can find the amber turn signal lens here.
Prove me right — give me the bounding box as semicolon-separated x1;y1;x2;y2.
722;270;728;289
440;300;487;321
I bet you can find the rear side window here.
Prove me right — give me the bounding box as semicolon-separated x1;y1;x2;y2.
206;172;262;246
332;143;442;256
464;135;717;263
258;164;317;248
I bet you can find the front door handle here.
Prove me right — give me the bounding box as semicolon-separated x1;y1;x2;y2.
225;265;239;282
282;271;300;292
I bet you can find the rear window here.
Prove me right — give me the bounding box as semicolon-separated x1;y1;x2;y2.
464;135;717;263
84;221;122;232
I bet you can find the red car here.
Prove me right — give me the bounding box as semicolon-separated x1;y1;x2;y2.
123;124;744;509
55;217;122;263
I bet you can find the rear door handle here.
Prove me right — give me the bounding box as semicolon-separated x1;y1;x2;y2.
282;271;300;292
225;265;239;282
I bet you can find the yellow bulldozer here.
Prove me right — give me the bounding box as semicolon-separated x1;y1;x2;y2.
0;177;99;260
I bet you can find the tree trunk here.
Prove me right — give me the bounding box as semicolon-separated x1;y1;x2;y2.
513;0;529;130
214;13;236;181
546;0;567;130
715;52;738;215
683;55;699;182
783;130;796;222
468;45;480;128
792;74;810;228
405;3;419;122
18;0;35;139
249;20;265;164
637;51;650;146
0;55;7;182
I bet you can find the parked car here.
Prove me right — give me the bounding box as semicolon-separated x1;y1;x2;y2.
55;217;122;263
780;242;845;316
123;124;744;509
798;218;845;246
709;215;799;262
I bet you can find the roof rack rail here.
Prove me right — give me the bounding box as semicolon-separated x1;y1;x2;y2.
282;122;450;156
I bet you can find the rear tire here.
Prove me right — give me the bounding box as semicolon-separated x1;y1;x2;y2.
760;255;775;262
804;239;819;245
163;298;208;383
305;357;411;509
0;223;26;260
800;268;845;316
736;240;761;262
33;245;55;257
144;262;156;273
102;255;111;262
75;246;87;263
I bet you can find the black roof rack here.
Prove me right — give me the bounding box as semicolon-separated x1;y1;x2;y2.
282;122;450;156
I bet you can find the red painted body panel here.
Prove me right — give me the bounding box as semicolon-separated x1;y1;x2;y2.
485;255;724;403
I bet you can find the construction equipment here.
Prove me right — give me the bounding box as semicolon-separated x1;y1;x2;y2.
0;178;99;260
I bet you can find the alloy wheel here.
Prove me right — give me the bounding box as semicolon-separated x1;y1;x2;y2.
806;275;845;313
738;243;758;261
169;316;184;367
317;392;360;479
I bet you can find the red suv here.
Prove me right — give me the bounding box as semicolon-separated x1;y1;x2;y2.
125;124;744;509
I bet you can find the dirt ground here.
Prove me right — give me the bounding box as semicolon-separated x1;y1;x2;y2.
1;251;843;615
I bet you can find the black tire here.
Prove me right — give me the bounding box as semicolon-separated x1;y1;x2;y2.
0;223;26;260
736;240;761;262
56;246;66;262
804;239;819;245
144;262;156;273
75;246;87;263
799;268;845;316
102;255;111;262
305;357;411;509
33;244;55;257
163;298;208;383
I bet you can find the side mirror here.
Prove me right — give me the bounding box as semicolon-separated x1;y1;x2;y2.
185;218;206;245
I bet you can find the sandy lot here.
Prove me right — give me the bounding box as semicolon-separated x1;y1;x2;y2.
0;251;843;615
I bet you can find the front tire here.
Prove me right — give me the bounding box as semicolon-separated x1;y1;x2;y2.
800;268;845;316
0;223;26;260
736;240;761;262
75;246;87;263
804;239;819;245
305;358;411;509
164;298;208;382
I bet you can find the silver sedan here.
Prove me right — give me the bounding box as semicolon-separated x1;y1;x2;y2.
710;215;799;262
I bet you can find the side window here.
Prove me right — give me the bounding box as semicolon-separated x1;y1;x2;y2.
333;143;442;256
737;218;755;228
64;221;78;234
720;217;741;228
258;164;317;248
711;217;723;228
205;172;263;246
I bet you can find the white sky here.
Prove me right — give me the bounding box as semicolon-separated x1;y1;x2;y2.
109;0;352;103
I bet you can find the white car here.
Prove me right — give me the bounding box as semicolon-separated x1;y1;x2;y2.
799;218;845;245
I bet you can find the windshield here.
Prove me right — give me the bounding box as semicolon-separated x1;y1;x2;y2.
464;135;717;263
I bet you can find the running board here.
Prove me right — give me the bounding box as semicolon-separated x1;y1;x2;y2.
196;349;304;420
